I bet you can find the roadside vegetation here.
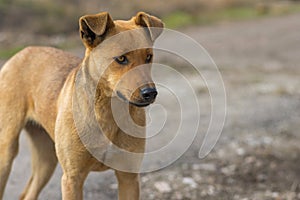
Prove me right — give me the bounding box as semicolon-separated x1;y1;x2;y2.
163;2;300;29
0;0;300;59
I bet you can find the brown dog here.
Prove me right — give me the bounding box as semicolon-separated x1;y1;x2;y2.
0;12;163;200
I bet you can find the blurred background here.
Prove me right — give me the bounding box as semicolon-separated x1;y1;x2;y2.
1;0;300;199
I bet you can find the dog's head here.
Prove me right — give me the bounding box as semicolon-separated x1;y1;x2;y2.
79;12;164;107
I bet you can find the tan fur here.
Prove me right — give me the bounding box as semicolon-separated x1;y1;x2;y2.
0;12;163;200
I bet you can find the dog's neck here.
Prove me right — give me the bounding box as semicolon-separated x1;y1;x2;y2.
76;52;145;129
75;54;109;104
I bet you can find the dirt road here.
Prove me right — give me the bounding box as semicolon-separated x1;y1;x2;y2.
2;13;300;199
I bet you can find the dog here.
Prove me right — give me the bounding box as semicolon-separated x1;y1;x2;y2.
0;11;163;200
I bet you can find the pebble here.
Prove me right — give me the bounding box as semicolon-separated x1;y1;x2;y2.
262;136;273;144
141;176;149;183
265;190;279;198
167;172;176;181
200;185;216;196
154;181;172;193
192;163;217;171
245;156;256;164
192;172;203;181
221;165;236;176
236;147;245;156
182;177;197;188
109;183;118;190
207;185;215;196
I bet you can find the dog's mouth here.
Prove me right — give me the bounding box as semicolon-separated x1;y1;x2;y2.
116;91;152;107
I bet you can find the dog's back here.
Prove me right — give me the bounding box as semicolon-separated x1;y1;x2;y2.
0;46;80;136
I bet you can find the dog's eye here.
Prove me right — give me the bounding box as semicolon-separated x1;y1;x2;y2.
114;55;128;65
145;54;153;63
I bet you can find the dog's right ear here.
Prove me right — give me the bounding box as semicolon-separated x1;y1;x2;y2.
135;12;164;42
79;12;115;49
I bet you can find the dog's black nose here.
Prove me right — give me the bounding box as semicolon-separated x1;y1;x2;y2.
140;87;157;102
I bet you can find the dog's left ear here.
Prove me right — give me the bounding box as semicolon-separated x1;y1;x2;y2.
135;12;164;41
79;12;115;49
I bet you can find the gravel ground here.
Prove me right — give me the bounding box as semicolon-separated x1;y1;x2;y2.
1;13;300;200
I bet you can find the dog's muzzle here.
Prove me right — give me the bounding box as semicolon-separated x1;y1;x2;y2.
116;87;157;107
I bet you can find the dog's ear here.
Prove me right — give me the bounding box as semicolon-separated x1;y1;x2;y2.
79;12;115;49
135;12;164;41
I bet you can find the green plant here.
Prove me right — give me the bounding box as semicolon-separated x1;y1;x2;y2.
163;11;195;29
0;46;24;59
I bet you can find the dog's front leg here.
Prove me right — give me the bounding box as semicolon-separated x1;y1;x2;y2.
58;148;90;200
56;142;90;200
61;172;87;200
115;170;140;200
55;127;90;200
